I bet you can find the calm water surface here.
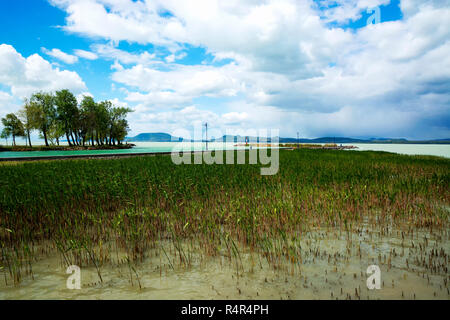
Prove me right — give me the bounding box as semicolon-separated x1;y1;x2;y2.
0;142;242;159
346;144;450;158
0;142;449;159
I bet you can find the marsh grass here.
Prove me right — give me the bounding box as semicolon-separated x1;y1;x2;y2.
0;149;448;287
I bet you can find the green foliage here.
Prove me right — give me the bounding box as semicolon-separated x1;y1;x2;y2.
3;89;132;149
1;113;25;146
0;150;448;281
29;92;56;146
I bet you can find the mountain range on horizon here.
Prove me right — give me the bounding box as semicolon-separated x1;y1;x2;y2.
127;133;450;144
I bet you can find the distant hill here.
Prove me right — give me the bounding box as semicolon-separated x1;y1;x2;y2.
128;133;182;142
127;133;450;144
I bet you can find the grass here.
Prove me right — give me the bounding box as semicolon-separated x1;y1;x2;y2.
0;149;449;285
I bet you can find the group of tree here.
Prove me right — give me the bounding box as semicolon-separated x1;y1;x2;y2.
1;89;132;147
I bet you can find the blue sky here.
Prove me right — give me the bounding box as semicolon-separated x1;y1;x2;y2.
0;0;449;139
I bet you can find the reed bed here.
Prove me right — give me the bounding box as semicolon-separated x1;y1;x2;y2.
0;149;449;288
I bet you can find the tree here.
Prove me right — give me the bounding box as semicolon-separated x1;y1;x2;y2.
96;101;111;145
55;89;79;146
47;121;65;146
1;113;25;146
1;90;132;148
29;92;56;147
1;126;11;145
18;101;36;147
80;96;97;146
108;106;132;145
112;119;129;144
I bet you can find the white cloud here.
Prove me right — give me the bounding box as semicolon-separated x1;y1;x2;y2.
0;44;87;99
125;91;192;108
42;47;79;64
400;0;450;17
165;52;187;63
317;0;391;23
0;91;17;119
113;63;244;108
76;91;94;104
48;0;450;138
92;44;158;65
74;49;98;60
221;111;249;124
49;0;184;47
0;91;13;103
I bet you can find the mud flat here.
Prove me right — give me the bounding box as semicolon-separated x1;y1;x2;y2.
1;222;448;300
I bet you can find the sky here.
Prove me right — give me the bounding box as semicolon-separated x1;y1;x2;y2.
0;0;449;140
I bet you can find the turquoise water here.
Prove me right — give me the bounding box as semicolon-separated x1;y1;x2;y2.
0;142;242;159
1;142;449;159
344;143;450;158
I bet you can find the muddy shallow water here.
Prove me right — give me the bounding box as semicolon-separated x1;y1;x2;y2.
1;225;448;300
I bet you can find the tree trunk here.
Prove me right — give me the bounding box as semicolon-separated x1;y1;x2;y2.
70;132;76;146
66;132;72;146
12;134;16;146
27;130;32;147
74;131;80;146
43;128;49;147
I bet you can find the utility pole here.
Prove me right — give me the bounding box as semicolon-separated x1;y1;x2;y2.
297;132;299;145
205;122;208;151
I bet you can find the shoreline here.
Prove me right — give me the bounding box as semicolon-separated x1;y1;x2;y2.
0;150;182;162
236;143;359;150
1;143;449;162
0;144;135;152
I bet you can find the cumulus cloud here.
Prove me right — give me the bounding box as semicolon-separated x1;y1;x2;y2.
113;62;244;108
42;47;79;64
0;44;86;99
47;0;450;138
49;0;184;48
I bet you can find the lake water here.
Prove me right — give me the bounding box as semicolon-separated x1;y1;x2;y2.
345;144;450;158
0;142;449;159
0;142;244;159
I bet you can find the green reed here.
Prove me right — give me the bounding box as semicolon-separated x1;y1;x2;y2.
0;149;448;284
